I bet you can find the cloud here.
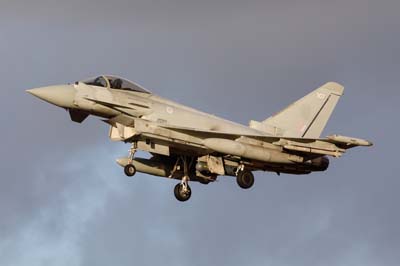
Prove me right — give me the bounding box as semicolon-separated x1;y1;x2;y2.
0;146;128;266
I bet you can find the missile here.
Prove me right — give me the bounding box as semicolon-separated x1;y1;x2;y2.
203;138;303;164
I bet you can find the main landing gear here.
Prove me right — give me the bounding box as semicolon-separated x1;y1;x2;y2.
124;142;137;177
121;143;253;201
170;156;193;202
235;165;254;189
174;176;191;202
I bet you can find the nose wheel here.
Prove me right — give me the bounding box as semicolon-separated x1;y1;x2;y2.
124;164;136;176
124;142;137;177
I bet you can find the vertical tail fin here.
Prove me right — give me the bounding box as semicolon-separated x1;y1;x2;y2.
252;82;344;138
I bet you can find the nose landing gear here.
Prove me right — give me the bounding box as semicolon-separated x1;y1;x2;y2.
124;164;136;176
124;142;137;177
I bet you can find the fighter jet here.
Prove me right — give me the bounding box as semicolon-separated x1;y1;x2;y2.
27;75;372;201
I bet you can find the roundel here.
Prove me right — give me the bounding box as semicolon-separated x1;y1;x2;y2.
166;106;174;114
316;92;326;100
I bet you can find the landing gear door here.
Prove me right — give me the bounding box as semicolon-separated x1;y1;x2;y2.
108;123;138;141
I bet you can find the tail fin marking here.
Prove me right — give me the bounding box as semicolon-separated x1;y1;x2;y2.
252;82;344;138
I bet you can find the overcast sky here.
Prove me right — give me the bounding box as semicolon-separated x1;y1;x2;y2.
0;0;399;265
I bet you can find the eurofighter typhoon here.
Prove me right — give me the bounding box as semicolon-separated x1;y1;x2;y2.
27;76;372;201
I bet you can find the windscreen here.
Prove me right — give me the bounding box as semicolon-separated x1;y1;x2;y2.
106;76;151;94
82;76;108;87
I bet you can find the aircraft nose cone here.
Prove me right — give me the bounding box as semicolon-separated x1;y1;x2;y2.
27;85;75;108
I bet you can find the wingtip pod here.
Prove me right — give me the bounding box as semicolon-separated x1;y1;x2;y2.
323;82;344;96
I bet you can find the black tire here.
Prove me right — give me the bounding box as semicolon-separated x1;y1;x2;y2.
236;170;254;189
124;164;136;177
174;183;192;202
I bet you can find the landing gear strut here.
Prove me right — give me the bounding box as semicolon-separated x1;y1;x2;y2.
124;142;137;177
236;165;254;189
173;156;193;202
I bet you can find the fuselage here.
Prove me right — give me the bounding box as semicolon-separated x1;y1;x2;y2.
33;77;268;137
27;75;332;177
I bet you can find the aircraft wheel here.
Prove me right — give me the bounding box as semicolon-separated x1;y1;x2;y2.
236;170;254;189
174;183;192;202
124;164;136;177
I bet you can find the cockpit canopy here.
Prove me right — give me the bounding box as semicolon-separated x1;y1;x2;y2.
81;75;151;94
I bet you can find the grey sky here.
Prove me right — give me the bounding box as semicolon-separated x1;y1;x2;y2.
0;0;399;265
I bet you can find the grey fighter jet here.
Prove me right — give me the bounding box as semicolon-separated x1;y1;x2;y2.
27;75;372;201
